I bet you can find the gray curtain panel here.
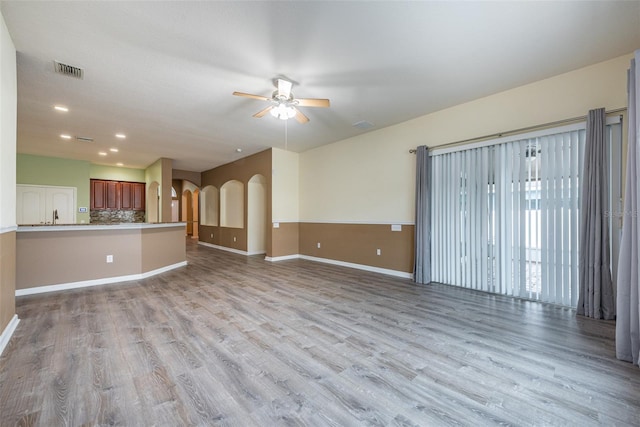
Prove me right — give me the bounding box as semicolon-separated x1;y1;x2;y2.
414;145;431;284
577;108;615;319
616;50;640;365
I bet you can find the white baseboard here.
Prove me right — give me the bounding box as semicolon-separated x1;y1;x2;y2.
299;255;413;279
0;314;20;357
197;241;251;256
265;254;300;262
266;253;412;279
15;261;188;297
197;242;413;279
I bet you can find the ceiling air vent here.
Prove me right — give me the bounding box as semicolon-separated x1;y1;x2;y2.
353;120;375;130
75;136;94;143
53;60;84;79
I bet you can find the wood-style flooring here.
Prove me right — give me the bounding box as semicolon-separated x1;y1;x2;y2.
1;239;639;426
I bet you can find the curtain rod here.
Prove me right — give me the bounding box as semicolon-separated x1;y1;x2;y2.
408;107;627;154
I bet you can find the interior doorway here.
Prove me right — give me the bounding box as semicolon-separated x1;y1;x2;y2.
247;174;267;255
182;190;193;236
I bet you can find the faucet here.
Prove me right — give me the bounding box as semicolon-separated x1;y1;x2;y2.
53;209;59;224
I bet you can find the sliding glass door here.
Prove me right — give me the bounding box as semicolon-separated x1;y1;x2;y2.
430;120;621;307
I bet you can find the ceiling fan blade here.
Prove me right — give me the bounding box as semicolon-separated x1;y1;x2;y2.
277;79;292;99
253;106;274;118
294;108;309;124
296;98;330;108
233;91;270;101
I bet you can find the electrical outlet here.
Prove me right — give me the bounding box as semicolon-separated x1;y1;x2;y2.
106;255;113;263
317;242;321;249
376;249;381;256
234;237;237;242
211;233;214;238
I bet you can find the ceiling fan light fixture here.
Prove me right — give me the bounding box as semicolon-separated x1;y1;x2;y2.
270;103;296;120
234;78;328;124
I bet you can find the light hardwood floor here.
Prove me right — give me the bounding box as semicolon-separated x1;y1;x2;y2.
1;239;639;426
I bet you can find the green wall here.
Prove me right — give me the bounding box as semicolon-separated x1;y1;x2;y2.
17;154;91;223
17;154;148;224
90;164;145;182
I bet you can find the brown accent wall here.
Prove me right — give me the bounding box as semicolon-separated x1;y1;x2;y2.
299;223;414;273
199;225;219;245
16;225;186;290
217;227;247;251
0;231;16;333
141;227;186;272
199;149;272;255
271;222;299;258
173;169;201;187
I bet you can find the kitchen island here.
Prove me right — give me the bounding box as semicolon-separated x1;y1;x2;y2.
16;222;186;295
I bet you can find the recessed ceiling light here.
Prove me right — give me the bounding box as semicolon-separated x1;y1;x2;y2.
236;148;242;153
60;134;72;139
115;133;126;139
110;148;119;152
54;105;69;112
98;152;107;156
116;162;124;166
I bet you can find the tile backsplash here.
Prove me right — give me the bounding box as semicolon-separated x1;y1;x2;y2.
90;209;145;224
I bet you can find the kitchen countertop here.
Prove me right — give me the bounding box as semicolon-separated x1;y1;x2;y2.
17;222;186;232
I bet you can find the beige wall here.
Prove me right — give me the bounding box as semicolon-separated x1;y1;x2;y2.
16;225;186;290
145;158;173;223
300;54;631;225
17;229;140;289
0;231;15;331
0;10;17;335
141;227;186;273
272;147;299;222
295;54;632;274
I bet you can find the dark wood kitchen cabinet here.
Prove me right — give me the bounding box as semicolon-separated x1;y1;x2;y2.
105;180;119;209
91;180;107;209
132;183;145;211
120;182;133;210
91;179;145;211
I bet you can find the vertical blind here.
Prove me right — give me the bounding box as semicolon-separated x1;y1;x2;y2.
430;121;620;307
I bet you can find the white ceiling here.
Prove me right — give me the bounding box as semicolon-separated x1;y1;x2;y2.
1;1;639;172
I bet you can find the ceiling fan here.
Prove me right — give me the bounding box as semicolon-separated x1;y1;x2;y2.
233;78;330;124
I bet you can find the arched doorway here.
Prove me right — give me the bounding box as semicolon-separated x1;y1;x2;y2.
171;186;179;222
247;174;267;255
182;190;193;236
192;188;200;239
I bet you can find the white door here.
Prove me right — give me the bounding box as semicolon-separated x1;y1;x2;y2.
48;188;75;224
17;185;76;224
17;187;46;224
